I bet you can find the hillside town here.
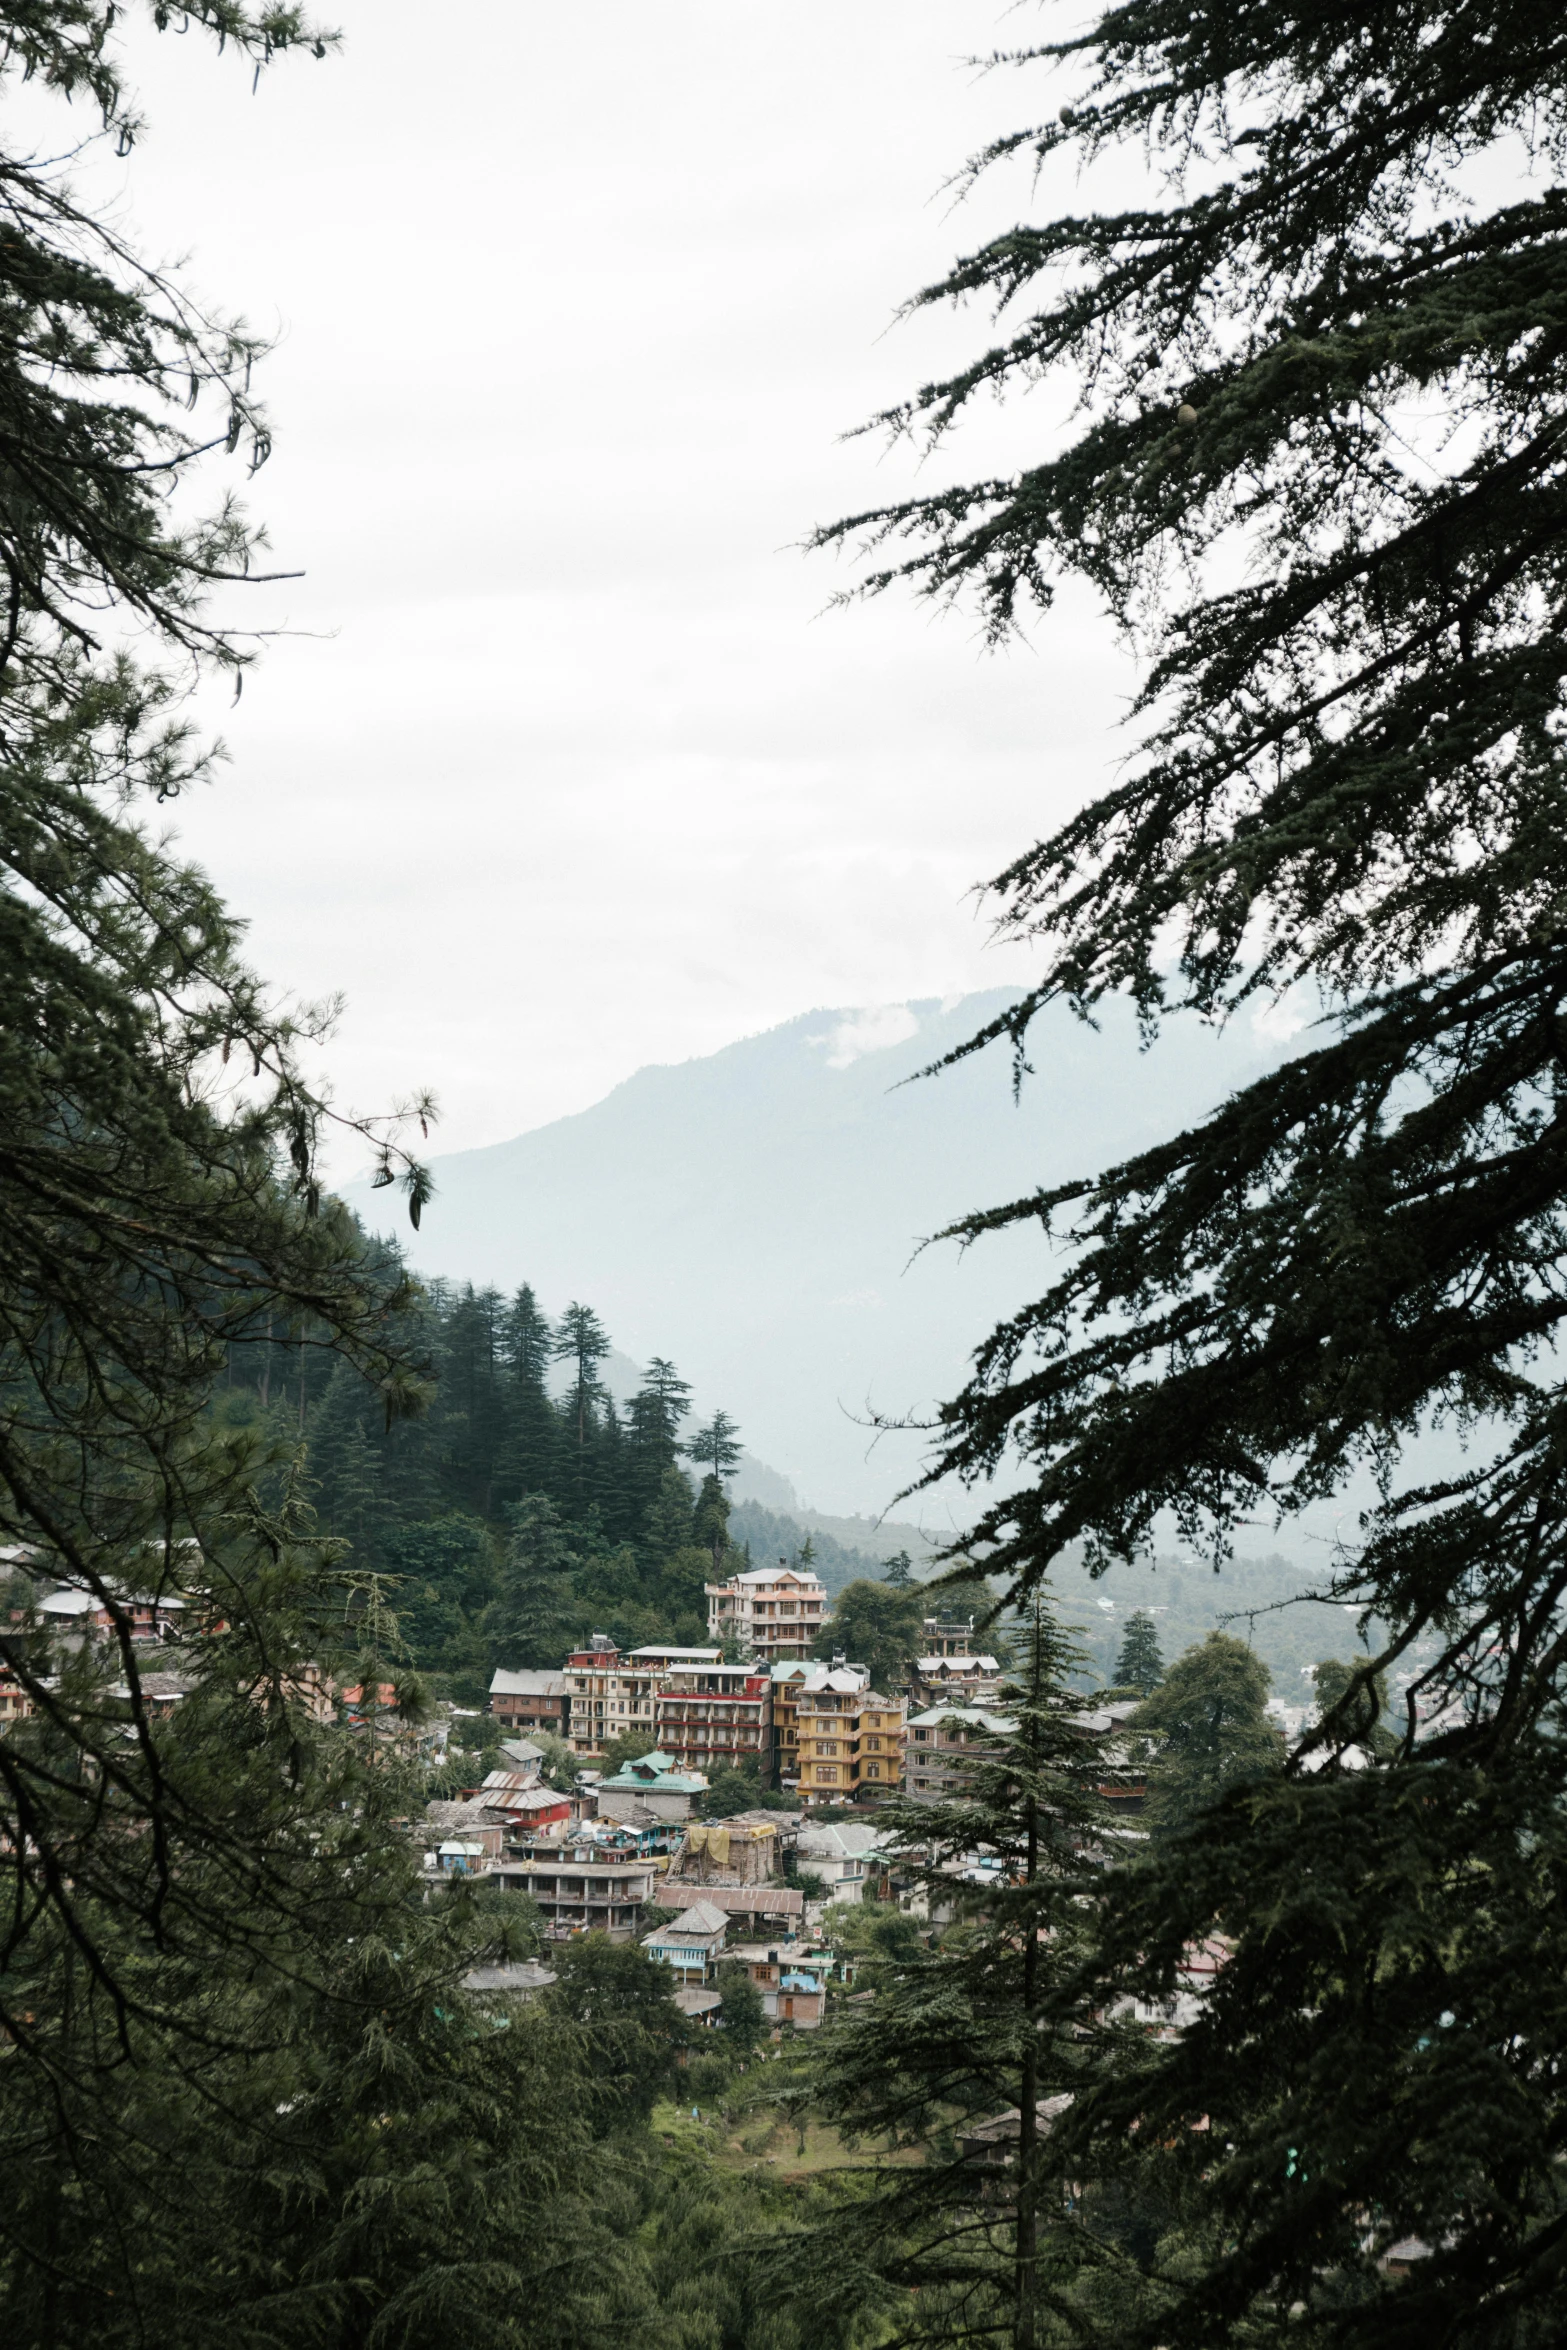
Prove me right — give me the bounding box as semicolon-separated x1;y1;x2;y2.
0;1544;1147;2029
0;1525;1461;2313
415;1558;1156;2014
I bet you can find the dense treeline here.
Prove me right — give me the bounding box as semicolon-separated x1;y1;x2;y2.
729;1500;894;1599
0;14;871;2339
221;1268;763;1691
821;0;1567;2338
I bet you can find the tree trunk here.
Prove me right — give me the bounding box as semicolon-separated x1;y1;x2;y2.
1016;1789;1039;2350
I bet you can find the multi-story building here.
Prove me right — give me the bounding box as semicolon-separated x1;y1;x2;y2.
907;1648;1006;1712
33;1584;189;1641
770;1659;865;1792
904;1703;1013;1800
1070;1699;1149;1824
655;1658;771;1775
493;1849;663;1941
920;1611;987;1659
487;1667;570;1737
795;1679;907;1807
561;1636;722;1758
705;1564;828;1662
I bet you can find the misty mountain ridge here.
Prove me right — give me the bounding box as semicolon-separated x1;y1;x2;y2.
346;987;1299;1522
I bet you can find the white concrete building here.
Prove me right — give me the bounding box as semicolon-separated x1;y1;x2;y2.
561;1636;722;1757
705;1564;828;1661
797;1818;885;1903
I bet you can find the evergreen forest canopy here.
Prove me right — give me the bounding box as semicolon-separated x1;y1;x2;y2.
0;11;852;2345
225;1266;773;1692
258;1266;1014;1710
10;6;1567;2350
815;0;1567;2345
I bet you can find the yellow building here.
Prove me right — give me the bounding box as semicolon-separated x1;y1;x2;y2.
793;1671;907;1808
769;1659;863;1792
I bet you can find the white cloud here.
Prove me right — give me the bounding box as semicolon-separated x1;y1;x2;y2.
815;1005;922;1069
84;1;1140;1165
1250;987;1316;1043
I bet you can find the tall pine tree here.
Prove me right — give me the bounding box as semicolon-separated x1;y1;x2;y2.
787;1600;1119;2350
497;1283;559;1505
686;1408;743;1486
0;0;439;2229
824;4;1567;2340
627;1356;693;1526
487;1493;581;1672
552;1302;611;1449
1112;1611;1164;1697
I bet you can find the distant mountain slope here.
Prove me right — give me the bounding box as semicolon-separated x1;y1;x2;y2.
728;1500;892;1599
344;991;1295;1517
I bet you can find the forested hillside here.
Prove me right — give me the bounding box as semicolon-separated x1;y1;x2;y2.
346;989;1294;1519
230;1256;1373;1702
226;1263;790;1696
728;1501;893;1600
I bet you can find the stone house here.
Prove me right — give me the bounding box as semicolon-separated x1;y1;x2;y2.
666;1815;783;1888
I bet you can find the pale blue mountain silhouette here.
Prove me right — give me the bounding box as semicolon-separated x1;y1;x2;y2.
343;990;1298;1520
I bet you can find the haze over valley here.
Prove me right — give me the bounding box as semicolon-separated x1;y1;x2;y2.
349;986;1296;1523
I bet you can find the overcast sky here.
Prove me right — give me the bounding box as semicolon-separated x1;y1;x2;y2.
96;2;1135;1164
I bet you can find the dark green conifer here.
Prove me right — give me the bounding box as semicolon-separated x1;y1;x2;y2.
715;1960;767;2054
686;1407;743;1485
1136;1633;1281;1834
486;1493;580;1671
0;5;444;2284
786;1600;1120;2350
496;1283;561;1507
632;1357;694;1460
437;1285;511;1514
822;1;1567;2334
812;1577;923;1689
552;1301;611;1448
627;1355;694;1526
642;1462;700;1559
1312;1653;1398;1760
693;1471;736;1576
1112;1610;1164;1697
